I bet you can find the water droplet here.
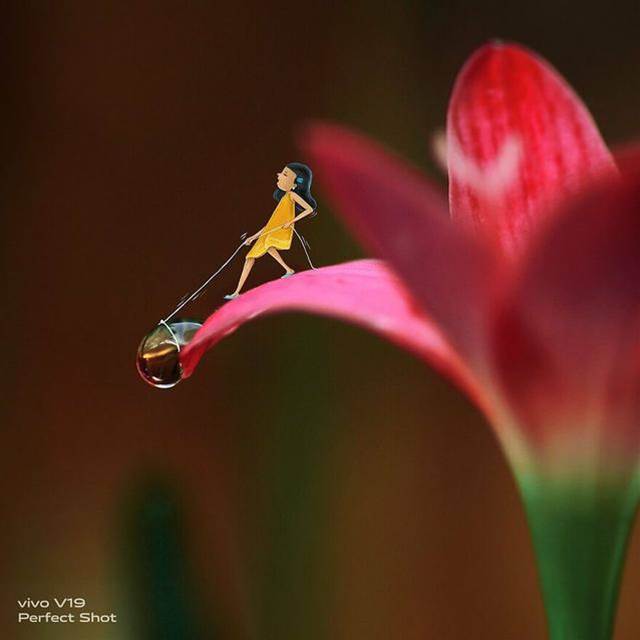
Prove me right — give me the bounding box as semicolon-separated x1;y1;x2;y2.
136;320;202;389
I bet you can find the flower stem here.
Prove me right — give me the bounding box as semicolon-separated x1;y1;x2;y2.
518;473;639;640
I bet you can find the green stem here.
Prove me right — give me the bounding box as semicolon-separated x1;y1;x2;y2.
518;473;640;640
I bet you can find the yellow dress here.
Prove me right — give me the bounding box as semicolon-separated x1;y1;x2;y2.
246;192;295;258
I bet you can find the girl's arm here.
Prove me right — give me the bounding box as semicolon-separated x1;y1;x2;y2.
246;226;266;243
287;192;315;226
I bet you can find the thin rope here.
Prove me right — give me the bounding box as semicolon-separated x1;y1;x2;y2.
294;228;315;270
162;235;248;323
161;220;316;324
159;319;181;351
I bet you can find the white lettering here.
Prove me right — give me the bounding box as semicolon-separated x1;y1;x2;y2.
79;612;117;623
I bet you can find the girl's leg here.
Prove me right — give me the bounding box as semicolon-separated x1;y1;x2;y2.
233;257;255;294
267;248;294;274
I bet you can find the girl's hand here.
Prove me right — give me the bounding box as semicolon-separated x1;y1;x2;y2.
283;221;292;229
244;236;255;245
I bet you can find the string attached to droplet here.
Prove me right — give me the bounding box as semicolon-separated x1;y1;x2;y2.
162;233;249;324
161;222;316;324
137;217;317;389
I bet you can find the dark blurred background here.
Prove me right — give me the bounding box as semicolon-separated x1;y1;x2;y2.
2;2;640;639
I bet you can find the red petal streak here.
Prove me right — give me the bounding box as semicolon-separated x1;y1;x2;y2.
448;42;616;257
492;174;640;466
180;260;490;414
300;123;499;365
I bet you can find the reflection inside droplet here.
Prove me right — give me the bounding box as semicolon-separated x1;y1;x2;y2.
136;320;202;389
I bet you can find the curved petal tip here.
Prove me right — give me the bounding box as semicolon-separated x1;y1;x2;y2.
448;41;616;256
180;260;490;414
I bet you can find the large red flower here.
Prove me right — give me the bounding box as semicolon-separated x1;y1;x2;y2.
181;43;640;639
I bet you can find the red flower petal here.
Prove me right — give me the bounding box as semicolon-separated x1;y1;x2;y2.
491;172;640;466
300;123;499;363
448;42;616;257
180;260;489;412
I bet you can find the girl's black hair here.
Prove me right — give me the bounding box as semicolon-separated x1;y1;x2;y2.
273;162;318;215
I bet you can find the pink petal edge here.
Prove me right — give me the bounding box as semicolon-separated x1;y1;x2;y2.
180;260;492;416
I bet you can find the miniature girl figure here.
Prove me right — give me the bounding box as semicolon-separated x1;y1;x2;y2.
224;162;317;299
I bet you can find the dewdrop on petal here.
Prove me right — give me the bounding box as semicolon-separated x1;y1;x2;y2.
136;320;202;388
